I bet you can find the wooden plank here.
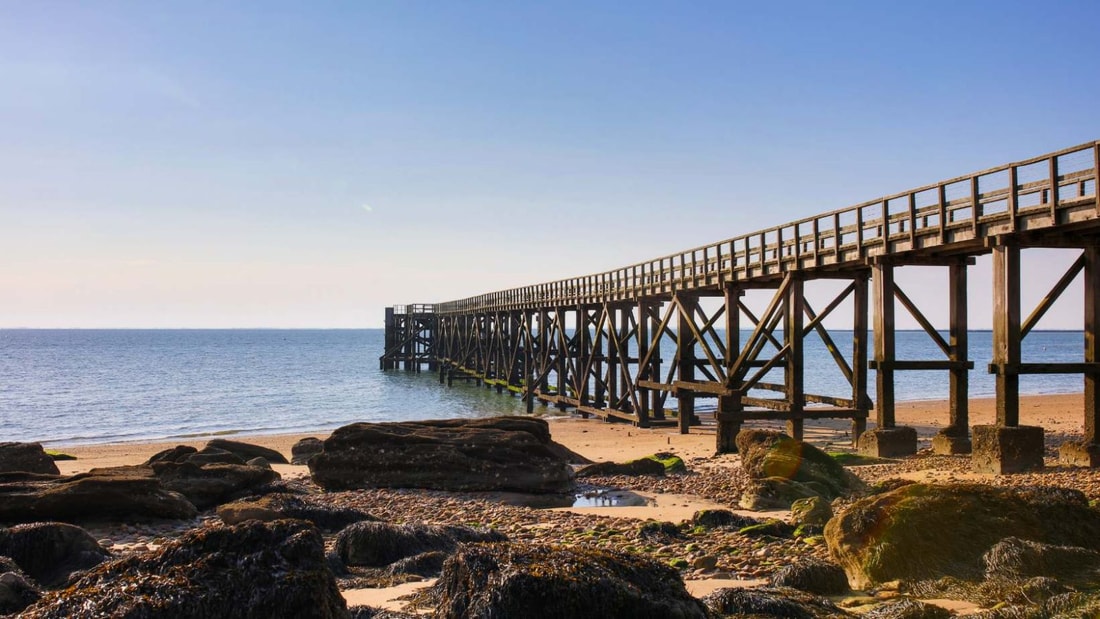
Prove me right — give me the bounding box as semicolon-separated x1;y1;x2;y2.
1087;246;1100;443
869;360;975;370
1021;254;1085;338
873;262;896;427
949;260;969;434
673;380;734;395
989;362;1100;375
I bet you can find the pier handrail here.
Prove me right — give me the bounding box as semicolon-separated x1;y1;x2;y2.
424;141;1099;315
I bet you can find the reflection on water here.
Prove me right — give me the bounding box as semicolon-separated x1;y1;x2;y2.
572;489;652;508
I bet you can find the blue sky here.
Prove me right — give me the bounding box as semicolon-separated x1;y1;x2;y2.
1;1;1098;328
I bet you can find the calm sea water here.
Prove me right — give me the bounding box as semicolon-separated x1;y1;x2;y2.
0;329;1088;446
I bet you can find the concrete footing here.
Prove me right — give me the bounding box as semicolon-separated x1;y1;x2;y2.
1058;441;1100;467
931;430;972;455
857;426;918;458
971;425;1044;474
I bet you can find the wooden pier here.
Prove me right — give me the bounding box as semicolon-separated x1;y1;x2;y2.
382;141;1100;472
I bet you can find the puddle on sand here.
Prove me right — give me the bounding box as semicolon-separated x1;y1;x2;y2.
572;489;652;508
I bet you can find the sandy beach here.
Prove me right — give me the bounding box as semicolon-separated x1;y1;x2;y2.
31;392;1095;613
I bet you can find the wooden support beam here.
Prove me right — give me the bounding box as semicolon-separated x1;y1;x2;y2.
992;242;1022;426
786;274;806;439
1087;246;1100;443
718;286;743;453
948;260;970;437
873;262;897;428
676;292;698;434
852;271;870;441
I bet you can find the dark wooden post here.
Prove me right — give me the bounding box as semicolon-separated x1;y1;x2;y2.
677;292;697;434
872;261;896;429
992;242;1021;426
1085;246;1100;443
524;311;535;414
785;274;805;440
577;304;591;416
717;286;743;453
948;260;970;435
555;308;569;409
606;304;619;412
636;300;652;428
851;271;869;441
651;303;665;420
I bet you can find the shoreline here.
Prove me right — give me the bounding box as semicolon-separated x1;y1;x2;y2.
50;392;1089;476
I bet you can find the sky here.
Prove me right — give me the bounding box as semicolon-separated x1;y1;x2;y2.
1;1;1098;328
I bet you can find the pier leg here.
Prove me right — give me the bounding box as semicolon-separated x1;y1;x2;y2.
677;293;697;434
976;242;1042;473
934;260;972;454
785;275;805;441
851;272;869;444
860;261;917;457
1060;246;1100;466
636;301;652;428
717;286;742;453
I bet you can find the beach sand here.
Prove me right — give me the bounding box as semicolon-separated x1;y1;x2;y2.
44;392;1092;612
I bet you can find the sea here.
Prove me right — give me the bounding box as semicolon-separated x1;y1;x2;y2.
0;329;1088;446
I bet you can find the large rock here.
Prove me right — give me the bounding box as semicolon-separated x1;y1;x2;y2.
983;536;1100;581
0;467;198;524
292;437;325;465
151;461;280;509
0;443;59;475
700;586;851;618
769;558;849;595
218;493;378;531
309;417;575;493
0;522;109;587
576;457;667;478
334;521;505;568
737;430;865;509
825;483;1100;588
0;558;41;616
207;439;290;465
21;519;349;618
433;543;708;619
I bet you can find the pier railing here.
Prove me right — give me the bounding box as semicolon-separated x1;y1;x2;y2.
433;141;1098;314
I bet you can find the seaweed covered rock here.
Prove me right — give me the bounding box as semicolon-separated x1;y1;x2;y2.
791;496;833;527
20;519;348;619
217;493;378;531
207;438;290;465
334;521;505;568
0;443;59;475
433;542;708;619
862;599;952;619
701;586;851;619
0;467;198;524
0;561;41;616
983;536;1100;581
576;457;667;478
151;461;280;509
736;430;864;509
692;509;759;530
825;483;1100;588
292;437;325;465
309;417;575;493
0;522;109;587
385;551;447;577
770;558;849;595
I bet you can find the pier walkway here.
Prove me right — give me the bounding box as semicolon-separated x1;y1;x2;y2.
382;141;1100;472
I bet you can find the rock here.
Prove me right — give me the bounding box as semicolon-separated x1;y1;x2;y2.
693;555;718;570
739;519;794;538
0;443;60;475
862;599;952;619
701;586;852;618
385;551;447;577
692;509;759;530
218;493;377;531
185;447;247;466
638;520;681;542
144;445;198;464
247;457;272;469
576;457;666;478
309;417;575;493
0;567;41;616
433;543;708;618
0;522;109;587
983;536;1100;581
334;521;505;568
791;496;833;527
0;467;198;524
770;558;849;595
20;519;348;619
825;483;1100;588
207;438;290;465
151;461;280;509
348;607;419;619
737;430;865;509
292;437;325;465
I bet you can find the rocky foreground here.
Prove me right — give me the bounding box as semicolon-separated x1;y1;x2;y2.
5;418;1100;617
